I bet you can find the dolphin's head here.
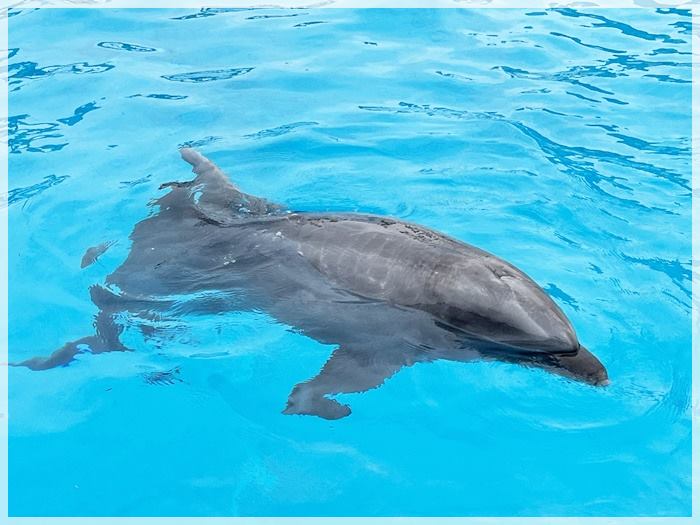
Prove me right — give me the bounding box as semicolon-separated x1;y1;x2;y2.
432;255;609;386
434;257;580;354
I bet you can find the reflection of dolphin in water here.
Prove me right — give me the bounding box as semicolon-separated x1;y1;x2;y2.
18;148;608;419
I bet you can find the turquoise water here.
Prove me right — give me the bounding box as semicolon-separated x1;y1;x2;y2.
8;7;692;517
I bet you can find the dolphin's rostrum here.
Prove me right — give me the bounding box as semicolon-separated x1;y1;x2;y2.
18;148;609;419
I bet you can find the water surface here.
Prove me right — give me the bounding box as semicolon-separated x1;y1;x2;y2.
8;8;692;517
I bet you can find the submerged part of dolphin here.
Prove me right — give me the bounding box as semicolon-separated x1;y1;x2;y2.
18;148;608;419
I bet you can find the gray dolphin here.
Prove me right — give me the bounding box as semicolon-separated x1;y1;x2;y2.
17;148;608;419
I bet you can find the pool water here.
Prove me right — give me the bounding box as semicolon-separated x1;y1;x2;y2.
7;7;692;517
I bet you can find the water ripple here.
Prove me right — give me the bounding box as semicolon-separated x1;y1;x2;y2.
97;41;157;53
587;124;690;156
294;21;327;27
120;174;152;188
617;254;691;298
507;119;688;198
435;70;473;82
358;101;689;210
6;174;69;207
656;7;691;17
8;8;37;18
9;61;114;92
605;53;690;72
178;136;222;149
642;73;690;84
566;91;600;104
494;51;689;104
128;93;188;100
9;114;66;154
648;47;692;56
548;31;624;54
142;366;183;386
515;106;579;118
57;101;100;127
553;8;686;44
359;101;497;121
244;121;318;139
670;20;691;35
162;67;254;83
497;65;616;97
170;8;254;20
544;283;580;311
247;13;303;20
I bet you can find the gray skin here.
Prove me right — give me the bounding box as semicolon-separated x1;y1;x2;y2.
17;148;609;419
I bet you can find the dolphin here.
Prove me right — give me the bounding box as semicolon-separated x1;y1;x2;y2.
17;148;608;419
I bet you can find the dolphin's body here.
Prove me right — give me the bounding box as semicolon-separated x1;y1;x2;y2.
19;148;608;419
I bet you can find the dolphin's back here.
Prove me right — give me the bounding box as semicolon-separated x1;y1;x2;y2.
276;212;579;354
278;213;480;305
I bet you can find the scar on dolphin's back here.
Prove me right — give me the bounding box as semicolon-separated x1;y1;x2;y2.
81;240;117;269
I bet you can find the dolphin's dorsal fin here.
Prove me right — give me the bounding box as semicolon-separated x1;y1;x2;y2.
180;147;240;193
177;148;284;222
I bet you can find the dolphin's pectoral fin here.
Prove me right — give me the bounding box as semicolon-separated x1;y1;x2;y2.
282;343;416;419
13;309;129;371
283;382;352;420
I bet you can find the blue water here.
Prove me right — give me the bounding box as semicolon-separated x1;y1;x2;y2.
8;8;692;517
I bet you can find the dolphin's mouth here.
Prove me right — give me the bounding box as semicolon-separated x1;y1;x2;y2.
463;338;609;387
435;318;609;386
551;345;610;386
